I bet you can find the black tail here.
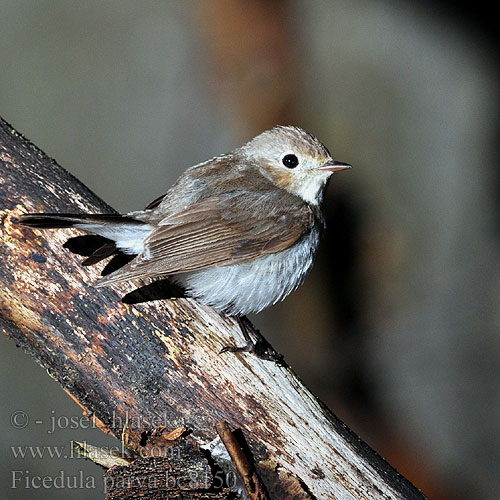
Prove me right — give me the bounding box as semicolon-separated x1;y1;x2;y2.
15;213;138;229
63;235;136;276
14;212;181;300
15;213;138;276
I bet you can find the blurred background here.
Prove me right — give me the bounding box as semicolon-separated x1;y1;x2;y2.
0;1;498;499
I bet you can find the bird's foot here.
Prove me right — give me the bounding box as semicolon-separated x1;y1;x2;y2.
219;340;283;362
219;316;284;363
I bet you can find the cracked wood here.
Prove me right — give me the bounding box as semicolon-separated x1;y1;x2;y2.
0;117;427;500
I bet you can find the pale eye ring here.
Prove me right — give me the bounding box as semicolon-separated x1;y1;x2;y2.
282;154;299;169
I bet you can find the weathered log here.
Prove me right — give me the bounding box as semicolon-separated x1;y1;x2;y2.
0;117;426;499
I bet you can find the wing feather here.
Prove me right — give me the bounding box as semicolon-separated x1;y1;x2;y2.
98;184;314;286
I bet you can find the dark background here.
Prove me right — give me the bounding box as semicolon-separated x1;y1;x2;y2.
1;1;498;499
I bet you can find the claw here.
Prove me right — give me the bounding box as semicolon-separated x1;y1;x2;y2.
219;316;284;363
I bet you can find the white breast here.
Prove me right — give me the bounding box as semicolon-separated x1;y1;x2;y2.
174;227;321;316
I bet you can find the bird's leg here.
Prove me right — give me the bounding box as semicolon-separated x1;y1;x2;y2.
219;316;284;363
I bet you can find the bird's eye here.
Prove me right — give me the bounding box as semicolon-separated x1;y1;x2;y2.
282;154;299;169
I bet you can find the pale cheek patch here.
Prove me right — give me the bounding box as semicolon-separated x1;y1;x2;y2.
262;160;331;206
293;174;330;205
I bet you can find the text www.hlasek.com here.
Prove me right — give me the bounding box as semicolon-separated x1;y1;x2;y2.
10;442;235;491
11;445;67;460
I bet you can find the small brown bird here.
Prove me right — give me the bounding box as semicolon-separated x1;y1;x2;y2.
17;126;350;357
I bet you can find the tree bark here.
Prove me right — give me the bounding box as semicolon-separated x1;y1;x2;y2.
0;117;426;499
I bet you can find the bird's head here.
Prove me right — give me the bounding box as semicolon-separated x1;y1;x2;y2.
240;125;351;205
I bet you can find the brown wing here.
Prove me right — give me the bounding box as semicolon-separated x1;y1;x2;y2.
98;189;314;285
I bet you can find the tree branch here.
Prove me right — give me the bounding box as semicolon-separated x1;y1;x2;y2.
0;117;426;499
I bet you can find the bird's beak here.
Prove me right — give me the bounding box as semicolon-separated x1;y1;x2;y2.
318;160;352;172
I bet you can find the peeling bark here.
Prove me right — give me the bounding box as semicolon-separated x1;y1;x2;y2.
0;117;426;499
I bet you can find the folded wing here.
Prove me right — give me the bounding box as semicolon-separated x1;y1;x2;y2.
98;189;313;286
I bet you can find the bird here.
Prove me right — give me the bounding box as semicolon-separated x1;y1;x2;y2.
16;126;351;359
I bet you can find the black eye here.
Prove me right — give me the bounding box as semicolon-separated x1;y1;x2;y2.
282;154;299;169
